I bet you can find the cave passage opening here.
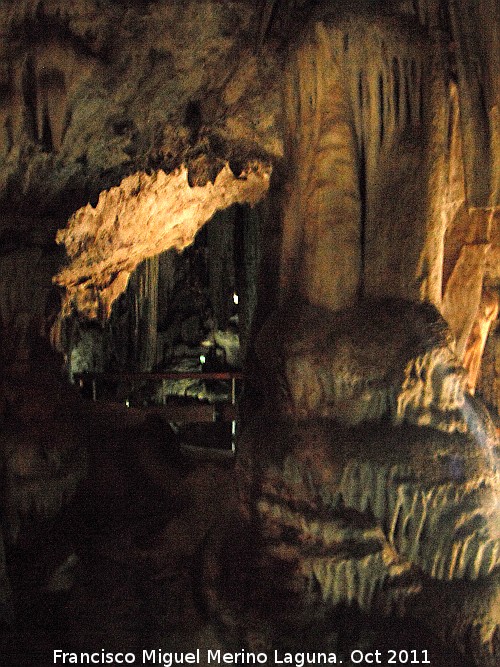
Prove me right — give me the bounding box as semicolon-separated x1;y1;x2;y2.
60;203;263;449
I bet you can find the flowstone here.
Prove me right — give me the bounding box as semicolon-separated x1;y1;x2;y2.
204;299;500;666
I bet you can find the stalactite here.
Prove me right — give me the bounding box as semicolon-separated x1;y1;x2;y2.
156;249;177;362
392;57;401;126
377;73;384;146
208;208;236;331
413;0;441;28
21;54;38;143
40;100;53;152
37;65;67;152
137;254;159;372
448;0;499;208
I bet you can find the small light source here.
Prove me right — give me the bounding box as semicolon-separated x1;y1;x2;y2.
233;293;239;305
125;399;130;408
200;355;206;364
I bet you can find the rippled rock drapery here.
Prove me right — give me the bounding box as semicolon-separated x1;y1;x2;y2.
207;298;500;665
0;0;498;661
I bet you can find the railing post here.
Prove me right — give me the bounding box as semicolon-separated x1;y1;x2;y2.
76;371;243;454
231;377;237;453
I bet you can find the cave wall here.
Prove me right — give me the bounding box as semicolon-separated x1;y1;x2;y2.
0;1;498;662
11;1;493;392
0;0;285;391
0;3;497;401
0;1;280;631
277;1;499;406
0;0;282;217
0;0;280;319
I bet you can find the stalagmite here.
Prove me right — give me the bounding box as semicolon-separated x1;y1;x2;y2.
0;2;499;665
232;296;499;665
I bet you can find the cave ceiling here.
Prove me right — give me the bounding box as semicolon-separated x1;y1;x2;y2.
0;0;282;218
0;0;498;320
0;4;499;662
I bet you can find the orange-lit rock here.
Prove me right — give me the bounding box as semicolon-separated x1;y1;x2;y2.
0;1;498;663
463;290;499;393
441;242;490;357
54;162;271;319
478;324;500;414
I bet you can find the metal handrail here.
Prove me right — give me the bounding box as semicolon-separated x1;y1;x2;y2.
73;371;243;381
74;370;243;452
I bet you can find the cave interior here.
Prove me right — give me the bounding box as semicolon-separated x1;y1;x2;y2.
0;1;499;666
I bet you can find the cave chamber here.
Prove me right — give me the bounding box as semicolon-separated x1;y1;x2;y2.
0;1;499;666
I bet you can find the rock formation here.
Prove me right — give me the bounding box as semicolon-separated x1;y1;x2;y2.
0;1;498;665
223;299;500;665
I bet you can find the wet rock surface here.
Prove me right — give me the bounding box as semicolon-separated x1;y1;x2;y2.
218;299;500;667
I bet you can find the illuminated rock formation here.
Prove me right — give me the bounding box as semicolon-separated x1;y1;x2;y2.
0;1;498;664
224;298;500;665
0;0;281;216
463;291;499;393
54;163;271;319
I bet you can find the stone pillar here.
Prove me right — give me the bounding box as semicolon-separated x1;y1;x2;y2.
280;14;450;311
281;20;361;311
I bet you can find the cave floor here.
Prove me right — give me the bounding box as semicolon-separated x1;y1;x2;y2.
1;416;233;666
0;416;476;667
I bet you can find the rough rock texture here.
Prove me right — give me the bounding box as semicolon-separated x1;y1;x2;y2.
0;242;64;360
448;0;499;208
54;163;271;318
0;0;282;218
210;299;500;666
0;1;495;377
478;321;500;417
280;12;448;310
0;1;498;663
0;339;87;654
0;1;497;329
254;299;464;429
0;243;87;632
440;83;500;373
463;291;499;393
0;335;87;545
278;3;499;376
